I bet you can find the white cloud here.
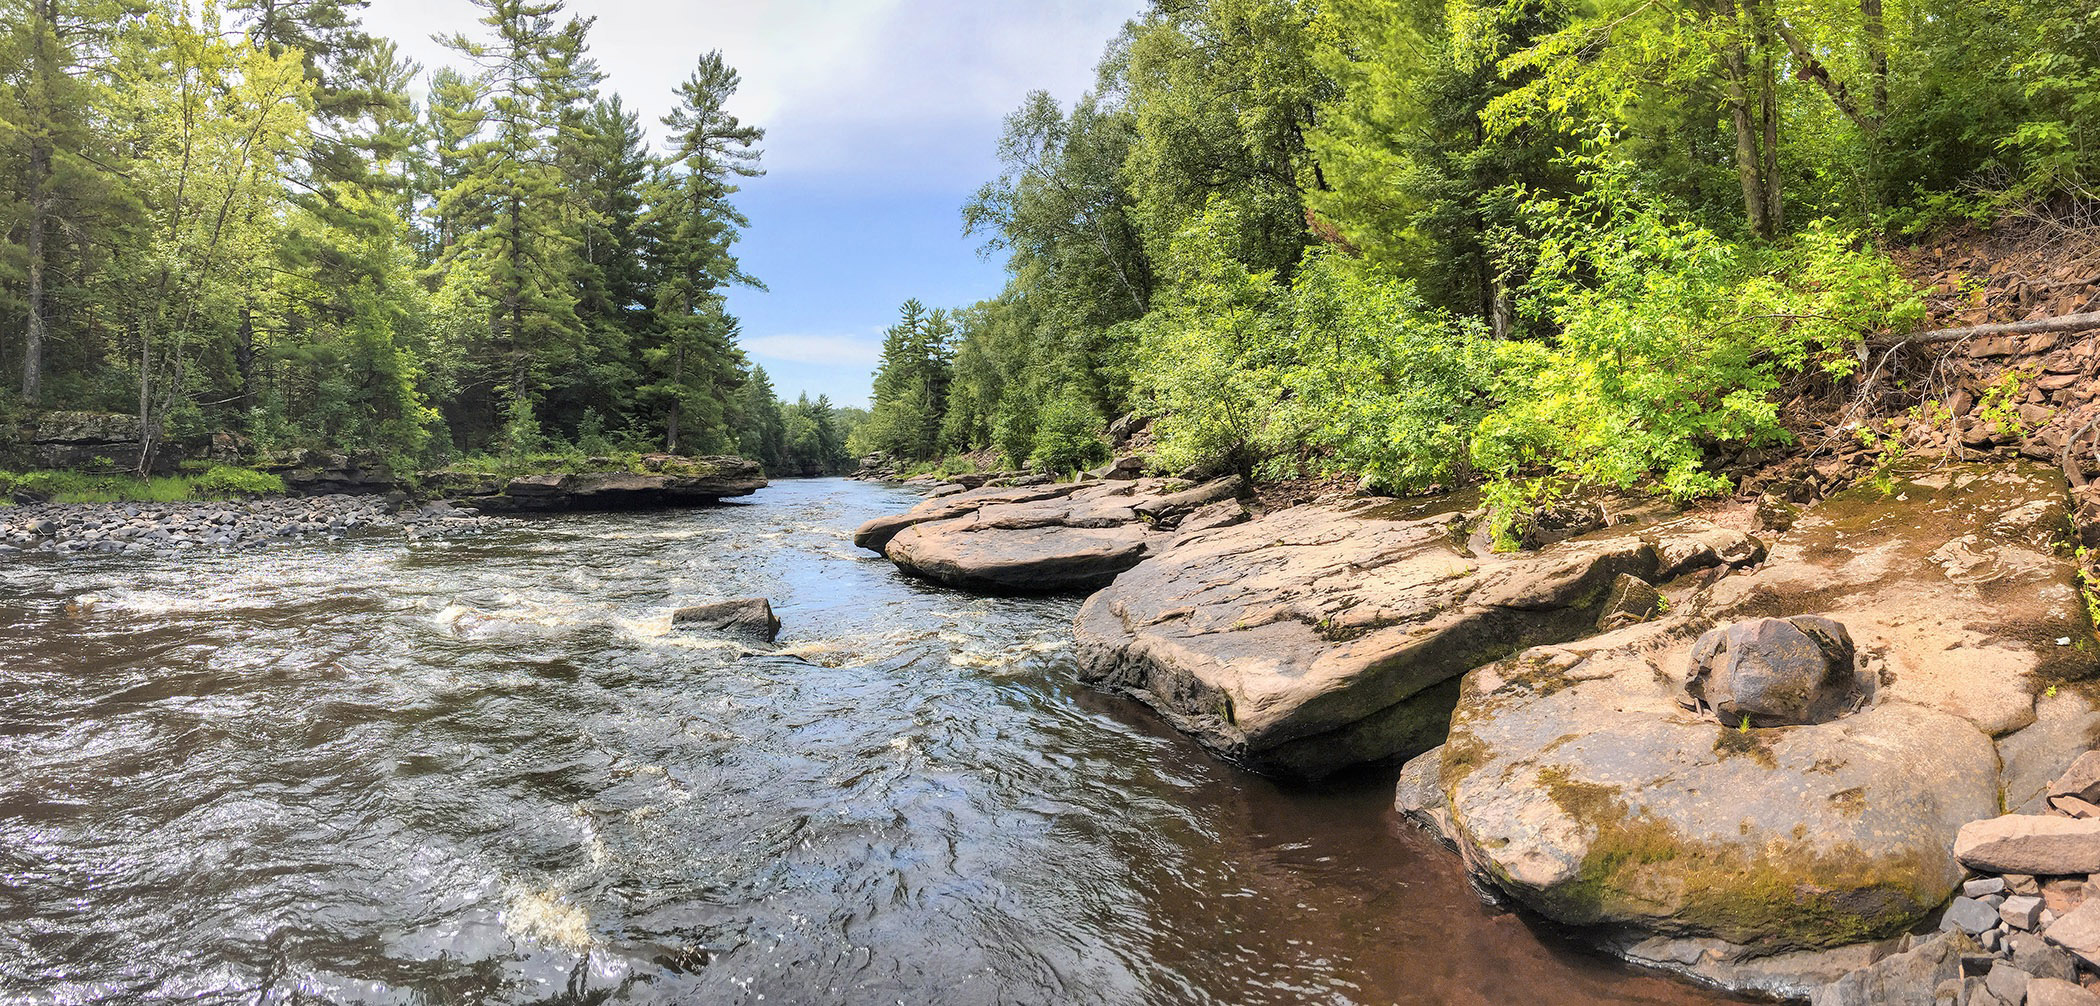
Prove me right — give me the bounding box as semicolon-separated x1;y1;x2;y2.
360;0;1139;183
741;332;882;367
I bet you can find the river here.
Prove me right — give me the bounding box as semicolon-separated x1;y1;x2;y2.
0;478;1739;1005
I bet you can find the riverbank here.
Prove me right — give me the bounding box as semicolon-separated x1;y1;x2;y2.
850;437;2100;1001
0;495;497;556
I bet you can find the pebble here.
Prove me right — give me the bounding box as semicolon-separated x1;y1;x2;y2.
0;495;495;557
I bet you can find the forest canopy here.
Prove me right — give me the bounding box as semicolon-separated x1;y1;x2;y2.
0;0;860;476
854;0;2097;515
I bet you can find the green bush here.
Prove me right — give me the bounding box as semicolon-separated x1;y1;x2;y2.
1473;151;1925;504
190;465;286;497
1027;388;1110;473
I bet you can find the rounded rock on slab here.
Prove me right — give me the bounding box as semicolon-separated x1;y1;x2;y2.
1684;615;1861;727
671;597;781;643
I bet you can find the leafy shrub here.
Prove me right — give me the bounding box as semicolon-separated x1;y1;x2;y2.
1473;152;1925;504
190;466;286;497
1027;387;1109;473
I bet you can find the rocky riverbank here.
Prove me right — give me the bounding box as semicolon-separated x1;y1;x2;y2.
849;453;2100;1001
0;496;496;556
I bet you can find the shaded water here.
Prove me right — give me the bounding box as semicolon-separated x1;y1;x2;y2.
0;478;1740;1005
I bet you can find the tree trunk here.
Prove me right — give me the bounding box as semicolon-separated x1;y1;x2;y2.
20;0;55;402
667;342;684;454
1758;46;1783;234
1861;0;1889;120
22;155;47;403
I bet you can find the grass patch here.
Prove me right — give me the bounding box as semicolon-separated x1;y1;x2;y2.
0;466;285;504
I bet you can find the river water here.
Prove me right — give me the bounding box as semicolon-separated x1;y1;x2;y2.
0;478;1738;1005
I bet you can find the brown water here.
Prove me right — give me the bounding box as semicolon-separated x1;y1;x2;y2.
0;478;1743;1005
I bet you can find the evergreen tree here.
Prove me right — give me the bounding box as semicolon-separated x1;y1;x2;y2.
638;50;763;454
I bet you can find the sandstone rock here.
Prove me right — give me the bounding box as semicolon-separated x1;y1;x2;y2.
1957;817;2100;876
852;483;1083;553
672;597;781;643
1810;934;1962;1006
1696;462;2094;739
2053;752;2100;805
2011;931;2081;982
1077;497;1764;778
2055;796;2100;819
1684;615;1859;726
2029;978;2100;1006
1436;618;1998;948
880;481;1177;593
2006;894;2048;930
1986;962;2032;1005
2044;898;2100;967
1394;746;1455;843
1971;878;2011;898
1595;573;1662;632
1947;896;2005;935
471;460;766;512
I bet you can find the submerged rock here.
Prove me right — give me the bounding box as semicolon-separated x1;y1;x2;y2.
1072;496;1764;778
672;597;781;643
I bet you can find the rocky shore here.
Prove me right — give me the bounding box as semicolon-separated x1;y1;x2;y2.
849;452;2100;1002
0;496;497;556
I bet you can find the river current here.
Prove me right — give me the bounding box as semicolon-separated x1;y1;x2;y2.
0;478;1734;1005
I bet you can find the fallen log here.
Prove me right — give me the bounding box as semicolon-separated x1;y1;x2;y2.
1872;311;2100;347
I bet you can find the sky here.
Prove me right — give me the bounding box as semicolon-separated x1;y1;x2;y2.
357;0;1144;409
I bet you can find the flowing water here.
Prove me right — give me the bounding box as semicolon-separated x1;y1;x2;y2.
0;478;1740;1005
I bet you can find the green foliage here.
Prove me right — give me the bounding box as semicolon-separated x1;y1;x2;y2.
0;466;283;502
1980;369;2041;438
1472;148;1925;503
1026;387;1108;473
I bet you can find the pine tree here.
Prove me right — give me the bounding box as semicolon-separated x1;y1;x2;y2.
638;50;763;454
434;0;603;446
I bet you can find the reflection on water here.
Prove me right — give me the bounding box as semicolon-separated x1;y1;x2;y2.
0;479;1739;1005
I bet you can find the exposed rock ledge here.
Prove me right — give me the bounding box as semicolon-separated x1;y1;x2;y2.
1398;462;2100;997
1072;495;1764;779
422;455;767;512
854;476;1247;593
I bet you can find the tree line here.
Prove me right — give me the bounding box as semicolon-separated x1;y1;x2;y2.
857;0;2099;522
0;0;861;476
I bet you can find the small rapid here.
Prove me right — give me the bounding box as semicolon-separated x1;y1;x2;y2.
0;478;1734;1005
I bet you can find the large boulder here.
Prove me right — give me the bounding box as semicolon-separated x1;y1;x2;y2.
1684;615;1860;727
1440;619;2000;950
1072;496;1765;778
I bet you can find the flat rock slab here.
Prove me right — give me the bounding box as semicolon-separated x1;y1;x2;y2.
1698;461;2093;737
1073;496;1764;778
1409;461;2100;981
439;457;768;512
1956;815;2100;876
852;483;1085;552
871;478;1244;594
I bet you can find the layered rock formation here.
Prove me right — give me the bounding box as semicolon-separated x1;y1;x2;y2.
1071;496;1764;778
1396;462;2100;994
855;477;1247;593
427;455;767;512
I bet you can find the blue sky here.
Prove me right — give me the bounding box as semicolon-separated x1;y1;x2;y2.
359;0;1143;408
